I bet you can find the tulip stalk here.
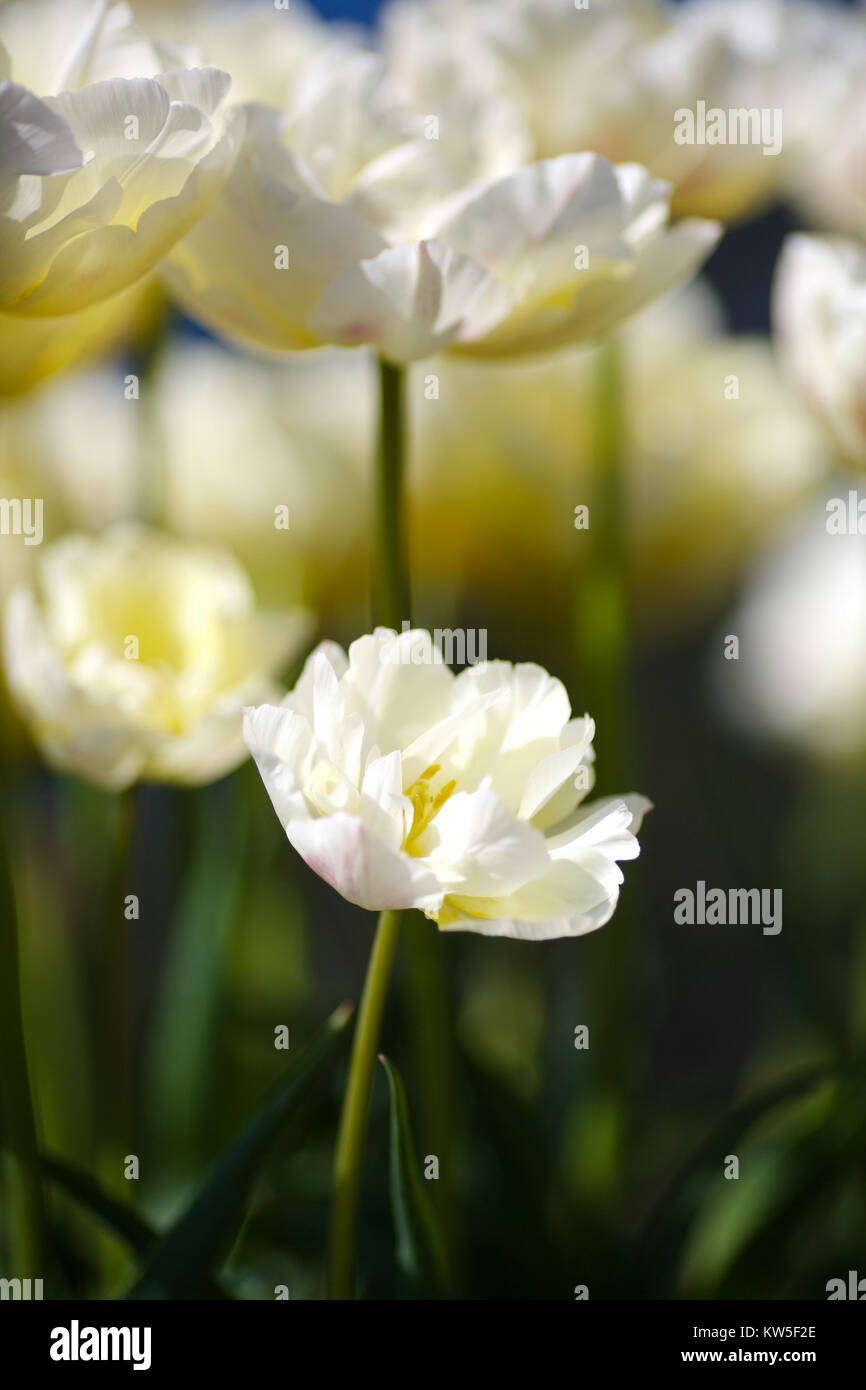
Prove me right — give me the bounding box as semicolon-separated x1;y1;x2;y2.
329;356;459;1297
374;357;410;629
328;358;412;1299
573;334;636;1190
574;335;629;793
328;907;403;1298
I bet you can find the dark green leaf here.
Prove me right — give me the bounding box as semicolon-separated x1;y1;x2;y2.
125;1003;352;1300
380;1054;449;1299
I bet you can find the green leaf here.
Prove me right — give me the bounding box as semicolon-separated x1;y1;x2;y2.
125;1004;353;1300
379;1054;449;1299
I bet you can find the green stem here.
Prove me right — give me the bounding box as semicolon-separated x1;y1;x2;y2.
0;767;47;1278
136;301;172;527
374;357;410;630
572;335;635;1195
96;788;135;1290
329;908;403;1299
573;335;629;793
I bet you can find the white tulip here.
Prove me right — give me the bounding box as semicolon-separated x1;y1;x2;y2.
0;0;235;314
244;629;650;938
384;0;843;223
717;505;866;758
3;524;312;788
165;78;720;363
773;234;866;470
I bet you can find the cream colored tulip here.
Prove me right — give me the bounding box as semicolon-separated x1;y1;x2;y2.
384;0;846;224
164;59;719;364
717;503;866;758
244;629;651;936
0;0;235;315
3;524;312;788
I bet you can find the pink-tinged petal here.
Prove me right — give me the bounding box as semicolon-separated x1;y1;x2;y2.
308;239;512;363
287;813;442;912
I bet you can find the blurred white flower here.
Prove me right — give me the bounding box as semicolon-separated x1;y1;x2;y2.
773;234;866;470
3;524;312;788
0;0;235;314
716;505;866;758
797;85;866;243
784;5;866;237
409;282;828;629
384;0;845;223
244;628;650;938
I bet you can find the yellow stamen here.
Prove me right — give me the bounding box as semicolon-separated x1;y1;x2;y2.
404;766;455;854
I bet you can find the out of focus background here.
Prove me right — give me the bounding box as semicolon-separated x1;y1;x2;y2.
2;0;866;1300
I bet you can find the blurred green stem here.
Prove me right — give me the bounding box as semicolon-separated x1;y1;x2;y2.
0;768;47;1277
374;357;410;630
137;301;172;526
101;791;135;1187
572;336;635;1192
329;908;403;1299
573;335;629;791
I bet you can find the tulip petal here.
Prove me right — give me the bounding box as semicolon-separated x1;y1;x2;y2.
0;80;83;176
287;813;442;912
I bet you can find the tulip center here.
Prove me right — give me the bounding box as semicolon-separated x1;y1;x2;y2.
404;763;456;855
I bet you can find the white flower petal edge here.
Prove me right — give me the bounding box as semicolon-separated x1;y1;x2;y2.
0;79;84;175
243;629;651;939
